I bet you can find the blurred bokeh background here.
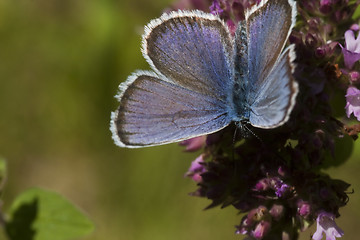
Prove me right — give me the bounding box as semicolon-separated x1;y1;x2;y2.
0;0;359;239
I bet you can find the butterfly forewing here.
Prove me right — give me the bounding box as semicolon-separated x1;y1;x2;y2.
245;0;296;90
143;11;234;101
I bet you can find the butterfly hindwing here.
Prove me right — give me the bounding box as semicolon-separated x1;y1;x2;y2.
249;46;298;128
241;0;298;128
111;71;231;147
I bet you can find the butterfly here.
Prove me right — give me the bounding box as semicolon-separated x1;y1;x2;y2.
110;0;298;148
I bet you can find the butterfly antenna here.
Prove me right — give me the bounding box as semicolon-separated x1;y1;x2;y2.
231;123;240;177
232;125;239;146
243;123;262;143
231;123;239;161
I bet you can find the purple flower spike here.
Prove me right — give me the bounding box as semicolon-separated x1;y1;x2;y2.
345;86;360;121
312;211;344;240
340;30;360;69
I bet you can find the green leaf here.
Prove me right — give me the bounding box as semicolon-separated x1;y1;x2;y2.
352;4;360;20
322;135;353;169
5;188;94;240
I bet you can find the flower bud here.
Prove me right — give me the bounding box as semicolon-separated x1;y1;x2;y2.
185;154;206;182
254;178;270;191
349;71;360;82
307;18;320;30
319;0;332;14
179;136;206;151
252;220;271;239
297;200;311;217
289;31;303;44
350;24;360;32
305;33;318;48
270;204;284;221
277;166;288;177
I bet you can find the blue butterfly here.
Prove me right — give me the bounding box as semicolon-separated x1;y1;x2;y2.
111;0;298;148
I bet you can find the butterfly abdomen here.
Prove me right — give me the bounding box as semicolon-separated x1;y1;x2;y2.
231;80;250;122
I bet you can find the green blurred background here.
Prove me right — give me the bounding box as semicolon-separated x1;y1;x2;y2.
0;0;359;239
